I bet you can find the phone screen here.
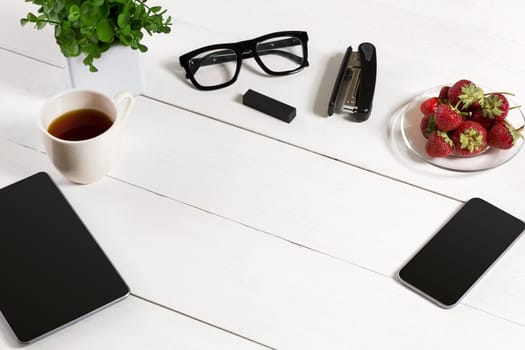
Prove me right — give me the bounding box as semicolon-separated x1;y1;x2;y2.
398;198;524;308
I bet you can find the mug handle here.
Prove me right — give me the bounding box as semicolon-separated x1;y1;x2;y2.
114;91;134;124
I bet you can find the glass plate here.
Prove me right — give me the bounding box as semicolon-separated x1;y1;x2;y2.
400;85;525;172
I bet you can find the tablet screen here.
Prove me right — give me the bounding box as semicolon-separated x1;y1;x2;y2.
0;172;129;343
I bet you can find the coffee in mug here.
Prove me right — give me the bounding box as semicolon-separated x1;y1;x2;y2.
47;109;114;141
40;89;134;184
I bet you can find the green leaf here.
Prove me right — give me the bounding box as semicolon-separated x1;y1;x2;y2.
60;40;80;57
122;23;131;35
36;20;47;29
68;5;80;21
150;6;161;13
54;23;61;37
96;18;114;42
82;55;93;66
134;3;144;18
54;0;65;12
122;1;132;16
80;2;98;26
118;32;133;46
117;12;129;28
28;13;38;22
78;37;88;47
98;3;110;18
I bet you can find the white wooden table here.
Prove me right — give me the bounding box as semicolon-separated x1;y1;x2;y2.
1;1;525;349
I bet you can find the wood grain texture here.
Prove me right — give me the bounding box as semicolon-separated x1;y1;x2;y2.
0;1;62;66
0;139;524;349
2;1;525;348
0;296;267;350
0;47;524;330
114;96;525;328
3;0;525;217
137;0;525;219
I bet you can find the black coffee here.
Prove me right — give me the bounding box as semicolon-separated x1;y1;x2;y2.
48;109;113;141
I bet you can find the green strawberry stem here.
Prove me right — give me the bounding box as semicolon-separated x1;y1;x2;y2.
505;122;524;143
509;105;522;110
484;92;515;96
451;101;468;116
459;128;484;152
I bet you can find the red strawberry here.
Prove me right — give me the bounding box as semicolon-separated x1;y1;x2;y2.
448;79;484;110
438;86;450;100
451;121;488;156
425;131;454;157
470;107;494;131
420;114;437;138
487;122;523;150
434;104;463;131
420;97;440;115
482;93;510;122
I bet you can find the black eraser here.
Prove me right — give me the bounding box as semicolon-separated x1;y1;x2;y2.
242;89;296;123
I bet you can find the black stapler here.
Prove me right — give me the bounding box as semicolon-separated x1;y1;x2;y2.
327;43;377;121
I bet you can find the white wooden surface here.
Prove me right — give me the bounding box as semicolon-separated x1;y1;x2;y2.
1;0;525;349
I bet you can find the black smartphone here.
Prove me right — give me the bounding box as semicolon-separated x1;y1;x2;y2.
398;198;524;308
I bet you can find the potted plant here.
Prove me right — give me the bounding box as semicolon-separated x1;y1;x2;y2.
21;0;172;94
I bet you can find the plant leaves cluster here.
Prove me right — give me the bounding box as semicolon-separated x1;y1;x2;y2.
21;0;172;72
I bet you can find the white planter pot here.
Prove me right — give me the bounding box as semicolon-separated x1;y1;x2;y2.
66;45;144;96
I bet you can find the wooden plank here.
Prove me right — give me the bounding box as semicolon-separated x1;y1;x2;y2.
2;1;525;217
1;139;524;349
115;96;525;328
0;49;524;327
134;1;525;219
0;296;267;350
0;1;62;66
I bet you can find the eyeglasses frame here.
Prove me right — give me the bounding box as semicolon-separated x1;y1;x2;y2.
179;31;309;90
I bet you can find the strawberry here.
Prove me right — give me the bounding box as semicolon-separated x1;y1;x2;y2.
425;131;454;157
482;93;511;122
420;97;440;115
448;79;484;110
420;114;437;138
451;121;488;156
469;107;494;131
438;86;450;100
487;122;523;150
434;104;463;131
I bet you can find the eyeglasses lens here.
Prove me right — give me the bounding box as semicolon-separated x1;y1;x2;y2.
190;48;238;87
255;36;304;73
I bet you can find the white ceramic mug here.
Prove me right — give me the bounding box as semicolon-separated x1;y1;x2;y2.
40;89;134;184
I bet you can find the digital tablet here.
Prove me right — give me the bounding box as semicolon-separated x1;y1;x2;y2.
0;172;129;343
398;198;524;308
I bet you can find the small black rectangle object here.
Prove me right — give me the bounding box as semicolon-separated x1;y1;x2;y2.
398;198;524;308
242;89;296;123
0;172;129;343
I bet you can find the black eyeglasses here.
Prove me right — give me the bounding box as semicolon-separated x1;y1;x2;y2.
179;31;309;90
